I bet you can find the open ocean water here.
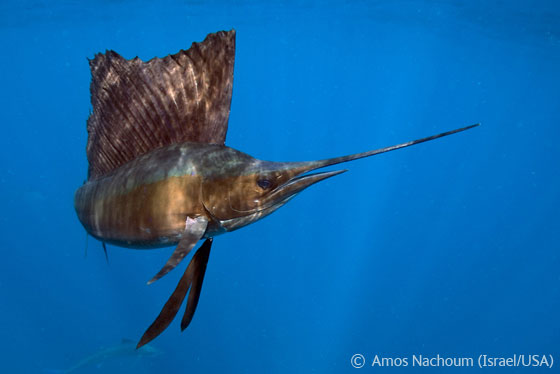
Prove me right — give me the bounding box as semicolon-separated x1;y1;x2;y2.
1;1;559;373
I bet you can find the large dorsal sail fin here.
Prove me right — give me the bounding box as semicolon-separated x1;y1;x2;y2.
86;30;236;179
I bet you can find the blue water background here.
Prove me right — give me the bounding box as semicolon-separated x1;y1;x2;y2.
1;1;559;372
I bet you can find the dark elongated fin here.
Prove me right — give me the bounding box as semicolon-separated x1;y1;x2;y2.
147;216;208;284
137;260;195;349
136;239;213;349
102;242;109;264
86;30;236;179
181;238;212;330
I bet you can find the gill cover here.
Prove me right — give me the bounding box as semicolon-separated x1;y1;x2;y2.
201;155;298;221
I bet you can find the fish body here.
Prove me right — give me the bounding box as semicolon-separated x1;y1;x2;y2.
75;142;214;248
74;29;478;348
74;142;315;247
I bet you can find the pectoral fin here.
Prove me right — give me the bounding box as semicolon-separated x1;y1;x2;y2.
147;216;208;285
137;238;213;349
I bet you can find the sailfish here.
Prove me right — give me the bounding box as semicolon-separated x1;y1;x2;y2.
74;29;478;348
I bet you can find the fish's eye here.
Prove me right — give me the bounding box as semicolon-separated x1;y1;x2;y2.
257;178;272;190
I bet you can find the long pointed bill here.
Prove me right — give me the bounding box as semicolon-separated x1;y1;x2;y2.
260;169;347;208
264;124;479;205
205;124;479;227
293;124;480;173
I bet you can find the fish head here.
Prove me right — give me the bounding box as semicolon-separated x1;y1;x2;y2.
200;124;479;234
201;147;346;233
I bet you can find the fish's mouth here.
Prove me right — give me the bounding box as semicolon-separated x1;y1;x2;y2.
255;124;481;211
215;168;347;233
225;168;347;217
261;169;347;209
